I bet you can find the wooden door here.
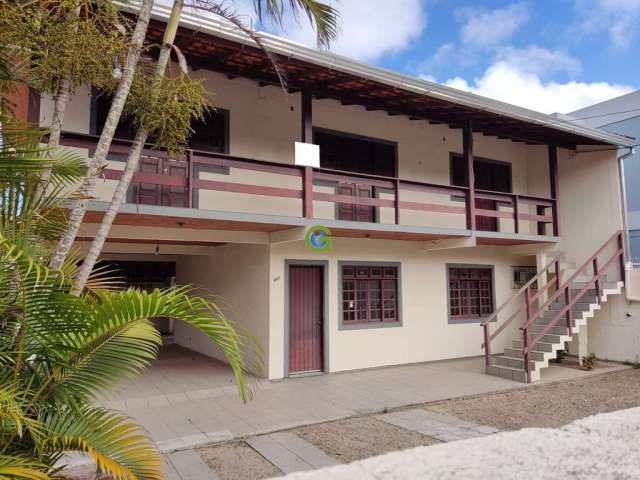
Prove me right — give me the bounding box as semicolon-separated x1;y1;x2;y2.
289;265;324;374
337;183;375;222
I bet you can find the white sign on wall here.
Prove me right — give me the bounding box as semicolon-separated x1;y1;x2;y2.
295;142;320;168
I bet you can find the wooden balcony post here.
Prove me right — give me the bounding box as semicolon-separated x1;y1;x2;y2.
301;90;314;218
394;179;400;224
463;120;476;231
301;90;313;143
548;144;560;236
513;195;519;234
186;150;193;208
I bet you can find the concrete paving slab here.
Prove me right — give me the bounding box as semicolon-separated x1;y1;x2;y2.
166;449;219;480
377;408;498;442
247;435;311;474
104;345;623;449
268;432;340;469
247;432;339;474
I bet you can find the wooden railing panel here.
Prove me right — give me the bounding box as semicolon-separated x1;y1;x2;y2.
58;132;558;236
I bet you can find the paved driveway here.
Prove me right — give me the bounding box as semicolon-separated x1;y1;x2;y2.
99;345;614;450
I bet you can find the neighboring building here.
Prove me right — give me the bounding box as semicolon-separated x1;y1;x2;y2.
23;6;639;381
569;91;640;258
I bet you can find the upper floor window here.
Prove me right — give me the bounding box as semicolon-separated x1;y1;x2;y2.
90;93;229;153
341;264;400;328
315;129;396;177
450;154;512;193
448;265;494;323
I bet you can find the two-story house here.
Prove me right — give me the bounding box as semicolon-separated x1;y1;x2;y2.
28;5;636;382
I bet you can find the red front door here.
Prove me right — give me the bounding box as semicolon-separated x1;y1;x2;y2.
289;265;324;374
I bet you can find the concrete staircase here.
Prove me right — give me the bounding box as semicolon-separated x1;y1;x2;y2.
487;279;624;382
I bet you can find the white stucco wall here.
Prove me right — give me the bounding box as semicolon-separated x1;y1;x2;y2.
174;244;270;376
268;238;535;379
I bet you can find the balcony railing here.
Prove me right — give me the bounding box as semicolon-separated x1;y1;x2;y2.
60;132;558;237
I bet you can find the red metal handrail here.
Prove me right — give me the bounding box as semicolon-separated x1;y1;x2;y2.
519;231;624;382
480;252;563;371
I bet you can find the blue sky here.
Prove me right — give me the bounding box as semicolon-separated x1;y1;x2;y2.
240;0;640;114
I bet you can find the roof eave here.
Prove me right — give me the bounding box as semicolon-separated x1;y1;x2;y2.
135;2;636;149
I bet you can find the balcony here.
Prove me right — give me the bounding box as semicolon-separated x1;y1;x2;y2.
61;132;559;246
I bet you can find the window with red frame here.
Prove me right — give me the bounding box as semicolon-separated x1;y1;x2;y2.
342;265;399;325
448;267;494;321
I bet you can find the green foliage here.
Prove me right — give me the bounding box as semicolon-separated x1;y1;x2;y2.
581;353;598;370
0;124;258;478
125;66;209;154
0;0;131;95
253;0;339;47
0;124;87;251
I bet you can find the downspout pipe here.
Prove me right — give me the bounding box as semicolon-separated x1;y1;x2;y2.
617;147;638;301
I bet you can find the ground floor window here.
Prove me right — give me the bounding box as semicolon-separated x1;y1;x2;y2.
341;264;399;327
448;265;494;323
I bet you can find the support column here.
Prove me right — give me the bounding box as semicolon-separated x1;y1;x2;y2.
301;90;313;143
548;144;560;236
463;121;476;231
301;90;313;219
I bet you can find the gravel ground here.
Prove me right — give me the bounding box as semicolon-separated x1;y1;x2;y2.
198;442;281;480
294;416;440;464
425;368;640;431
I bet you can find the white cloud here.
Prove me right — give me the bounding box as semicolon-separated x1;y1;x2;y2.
442;60;633;114
456;2;529;50
574;0;640;48
493;46;581;77
242;0;427;62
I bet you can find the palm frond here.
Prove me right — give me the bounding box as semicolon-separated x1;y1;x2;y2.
46;406;162;480
0;455;50;480
254;0;339;47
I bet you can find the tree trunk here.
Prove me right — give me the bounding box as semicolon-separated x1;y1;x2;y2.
71;0;184;295
49;0;155;271
47;79;70;149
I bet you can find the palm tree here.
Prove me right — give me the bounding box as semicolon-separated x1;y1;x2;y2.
49;0;339;293
48;0;156;270
0;122;255;477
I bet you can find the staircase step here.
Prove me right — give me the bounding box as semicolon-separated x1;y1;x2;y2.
530;324;571;336
547;301;594;312
526;332;564;344
487;364;527;382
493;355;536;371
503;348;545;362
512;339;554;352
